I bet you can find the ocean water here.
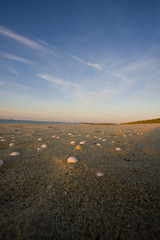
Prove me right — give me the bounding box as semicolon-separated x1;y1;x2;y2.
0;119;74;125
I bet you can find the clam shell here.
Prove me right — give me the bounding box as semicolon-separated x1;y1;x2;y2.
10;152;20;156
67;156;78;163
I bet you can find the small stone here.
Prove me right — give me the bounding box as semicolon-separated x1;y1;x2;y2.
70;141;75;144
41;144;47;149
68;133;72;135
116;147;121;151
102;139;106;142
80;141;86;145
38;138;42;141
37;148;41;151
96;172;104;177
0;159;3;166
67;156;78;163
56;136;60;139
96;143;101;146
9;143;14;147
75;145;81;150
10;152;20;156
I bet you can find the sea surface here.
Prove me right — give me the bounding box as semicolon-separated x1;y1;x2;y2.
0;119;75;125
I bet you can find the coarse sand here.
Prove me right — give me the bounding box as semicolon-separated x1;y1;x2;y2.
0;123;160;239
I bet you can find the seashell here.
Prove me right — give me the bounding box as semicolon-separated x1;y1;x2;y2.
102;139;106;142
80;141;86;145
67;156;78;163
37;148;41;151
86;135;90;137
68;133;72;135
99;138;102;140
56;136;60;139
96;172;104;177
123;135;127;137
116;147;121;151
70;141;75;144
1;139;6;142
112;141;116;144
96;143;101;146
41;144;47;149
0;159;3;166
75;145;81;150
9;143;14;147
38;138;42;141
52;135;56;138
10;152;20;156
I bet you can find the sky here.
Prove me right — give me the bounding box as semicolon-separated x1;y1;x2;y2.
0;0;160;123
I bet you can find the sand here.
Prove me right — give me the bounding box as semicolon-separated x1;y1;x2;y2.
0;123;160;239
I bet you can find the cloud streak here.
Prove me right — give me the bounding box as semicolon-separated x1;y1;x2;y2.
72;56;103;70
0;25;44;50
0;51;34;64
38;74;80;89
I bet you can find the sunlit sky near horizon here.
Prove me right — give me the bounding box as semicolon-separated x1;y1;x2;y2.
0;0;160;123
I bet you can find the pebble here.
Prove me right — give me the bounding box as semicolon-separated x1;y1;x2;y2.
37;148;41;151
41;144;47;149
0;159;3;166
80;141;86;145
102;139;106;142
116;147;121;151
52;135;56;138
70;141;75;144
75;145;81;150
68;133;72;135
96;172;104;177
96;143;101;146
56;136;60;139
10;152;20;156
67;156;78;163
38;138;42;141
9;143;14;147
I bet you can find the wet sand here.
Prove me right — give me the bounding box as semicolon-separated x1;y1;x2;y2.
0;123;160;239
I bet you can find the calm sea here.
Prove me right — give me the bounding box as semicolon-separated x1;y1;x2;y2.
0;119;75;125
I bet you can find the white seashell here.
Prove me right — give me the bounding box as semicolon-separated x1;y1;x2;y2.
96;172;104;177
96;143;101;146
56;136;60;139
102;139;106;142
67;156;78;163
116;147;121;151
41;144;47;149
86;135;90;137
10;152;20;156
70;141;75;144
9;143;14;147
37;148;41;151
38;138;42;141
80;141;86;145
0;159;3;166
68;133;72;135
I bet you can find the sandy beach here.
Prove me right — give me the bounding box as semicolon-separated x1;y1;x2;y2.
0;123;160;239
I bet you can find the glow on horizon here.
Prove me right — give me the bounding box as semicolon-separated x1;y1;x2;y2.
0;1;160;122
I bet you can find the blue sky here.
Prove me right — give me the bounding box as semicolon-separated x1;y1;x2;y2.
0;0;160;122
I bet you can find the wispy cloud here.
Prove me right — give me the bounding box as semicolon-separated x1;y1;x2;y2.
72;56;103;70
38;74;80;89
0;51;34;64
0;80;28;89
107;70;132;82
0;25;44;51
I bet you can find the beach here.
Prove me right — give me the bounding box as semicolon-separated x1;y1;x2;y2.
0;123;160;239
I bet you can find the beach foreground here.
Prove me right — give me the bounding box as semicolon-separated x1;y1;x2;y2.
0;123;160;239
